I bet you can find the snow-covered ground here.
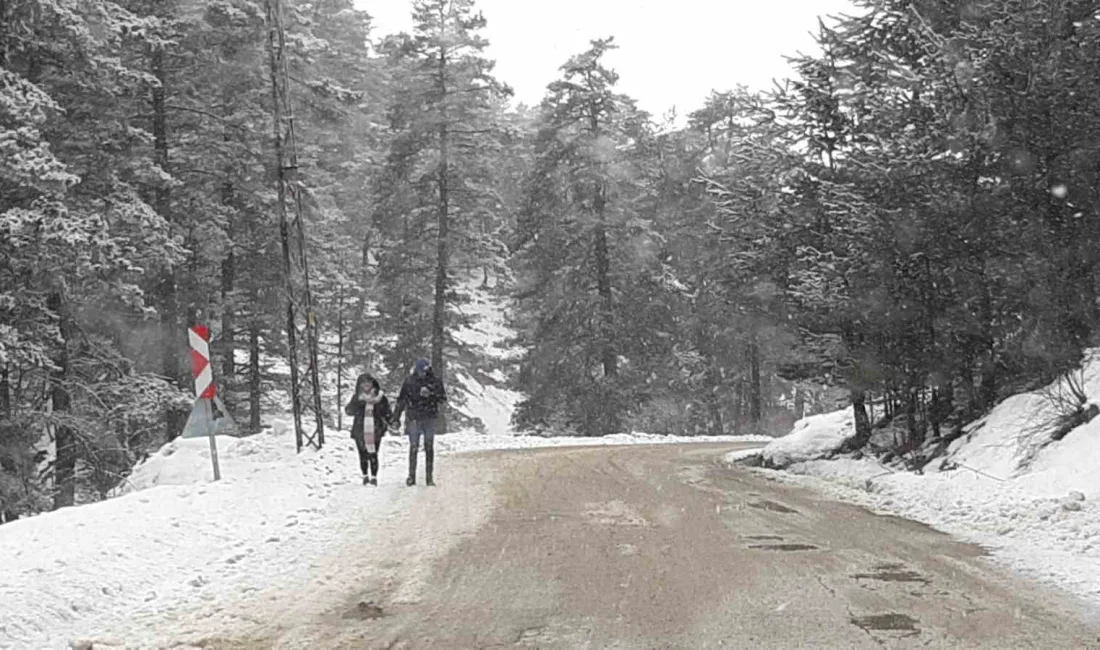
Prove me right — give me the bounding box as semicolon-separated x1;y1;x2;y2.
734;355;1100;607
0;280;768;650
452;279;523;436
0;424;428;649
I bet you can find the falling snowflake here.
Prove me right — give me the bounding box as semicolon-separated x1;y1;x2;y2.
1051;184;1068;199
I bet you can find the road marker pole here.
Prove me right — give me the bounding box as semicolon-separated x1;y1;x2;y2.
186;324;221;481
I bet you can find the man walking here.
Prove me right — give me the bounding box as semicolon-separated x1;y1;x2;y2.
391;358;447;486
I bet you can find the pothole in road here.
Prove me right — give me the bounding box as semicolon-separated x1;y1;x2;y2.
515;622;593;646
344;600;386;620
747;500;800;514
748;543;819;551
850;612;920;634
853;564;930;585
582;500;649;527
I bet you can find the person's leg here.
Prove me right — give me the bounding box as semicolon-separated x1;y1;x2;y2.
356;440;370;483
368;451;379;482
407;420;421;485
423;418;436;485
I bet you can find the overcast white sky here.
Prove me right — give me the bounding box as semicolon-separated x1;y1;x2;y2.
358;0;857;119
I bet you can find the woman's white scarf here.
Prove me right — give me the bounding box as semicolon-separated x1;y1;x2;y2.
361;390;383;452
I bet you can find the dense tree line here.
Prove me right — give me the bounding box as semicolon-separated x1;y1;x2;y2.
3;0;1098;518
512;0;1100;446
0;0;516;517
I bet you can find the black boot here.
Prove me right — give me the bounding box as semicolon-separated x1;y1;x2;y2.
407;444;418;486
425;439;435;486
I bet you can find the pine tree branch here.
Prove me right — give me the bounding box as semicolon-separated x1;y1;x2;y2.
132;107;243;131
164;104;248;130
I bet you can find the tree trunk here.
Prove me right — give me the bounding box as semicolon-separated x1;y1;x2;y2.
846;387;873;451
249;320;261;433
218;31;239;417
220;264;235;409
354;229;373;365
841;313;871;451
431;125;449;379
0;363;16;521
0;365;10;417
976;275;997;412
220;175;236;415
794;384;805;421
906;384;920;445
705;360;724;436
979;360;997;414
585;97;616;380
748;335;762;431
593;220;617;378
48;292;76;509
430;36;450;433
733;378;746;433
702;395;721;436
336;286;345;432
151;43;184;441
929;387;942;439
958;354;976;419
159;269;182;443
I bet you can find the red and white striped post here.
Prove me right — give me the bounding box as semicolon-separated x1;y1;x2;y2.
187;324;221;480
189;324;217;401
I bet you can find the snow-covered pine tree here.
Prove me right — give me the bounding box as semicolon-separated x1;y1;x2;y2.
688;88;804;436
371;0;512;424
512;38;666;436
1;0;189;511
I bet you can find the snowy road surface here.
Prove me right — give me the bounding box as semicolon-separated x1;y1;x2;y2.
159;444;1099;649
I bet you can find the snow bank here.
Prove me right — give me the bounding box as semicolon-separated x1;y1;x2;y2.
724;447;764;464
935;349;1100;489
1025;417;1100;499
123;433;286;492
758;408;855;468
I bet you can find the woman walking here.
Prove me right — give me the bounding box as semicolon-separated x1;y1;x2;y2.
344;373;393;485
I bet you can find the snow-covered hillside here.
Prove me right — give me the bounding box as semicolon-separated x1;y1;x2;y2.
0;282;768;650
735;354;1100;607
452;279;523;436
